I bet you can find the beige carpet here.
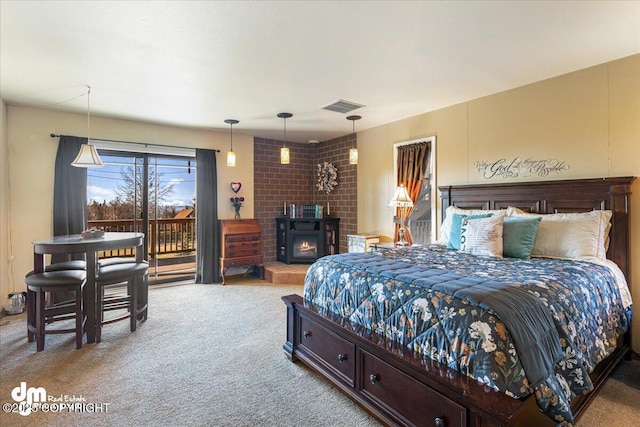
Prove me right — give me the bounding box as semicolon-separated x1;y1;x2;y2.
0;279;638;427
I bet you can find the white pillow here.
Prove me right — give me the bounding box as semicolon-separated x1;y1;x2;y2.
438;206;506;245
604;222;612;253
509;209;612;260
507;206;528;217
459;215;504;257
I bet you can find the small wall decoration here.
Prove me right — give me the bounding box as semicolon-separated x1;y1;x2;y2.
317;162;338;194
474;157;570;179
230;182;242;193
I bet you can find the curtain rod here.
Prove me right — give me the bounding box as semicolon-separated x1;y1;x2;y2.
50;134;220;153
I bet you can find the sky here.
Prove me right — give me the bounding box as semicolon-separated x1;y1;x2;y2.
87;154;196;208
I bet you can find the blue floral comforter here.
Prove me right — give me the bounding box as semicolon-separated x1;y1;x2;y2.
303;245;632;426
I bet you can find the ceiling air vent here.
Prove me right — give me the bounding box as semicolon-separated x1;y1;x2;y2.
322;99;364;114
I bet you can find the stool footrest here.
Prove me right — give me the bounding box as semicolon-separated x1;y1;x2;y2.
101;314;131;325
45;313;79;324
103;302;131;311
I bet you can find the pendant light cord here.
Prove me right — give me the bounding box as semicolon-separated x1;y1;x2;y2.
277;112;292;148
86;85;91;143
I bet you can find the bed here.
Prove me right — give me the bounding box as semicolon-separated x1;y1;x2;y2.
282;177;634;427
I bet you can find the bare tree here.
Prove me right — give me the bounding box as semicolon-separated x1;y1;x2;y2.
114;165;175;219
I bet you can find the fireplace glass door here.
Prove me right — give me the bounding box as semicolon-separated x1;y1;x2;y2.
291;234;319;261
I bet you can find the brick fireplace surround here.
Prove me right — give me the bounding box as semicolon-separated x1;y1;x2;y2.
254;134;357;263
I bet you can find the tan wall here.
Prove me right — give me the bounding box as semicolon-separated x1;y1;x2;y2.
3;106;254;296
357;54;640;352
1;99;10;313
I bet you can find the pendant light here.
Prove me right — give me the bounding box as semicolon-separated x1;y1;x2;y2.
347;115;361;165
278;112;292;164
71;85;105;168
225;119;239;167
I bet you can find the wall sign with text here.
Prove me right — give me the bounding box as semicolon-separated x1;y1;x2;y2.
474;157;570;179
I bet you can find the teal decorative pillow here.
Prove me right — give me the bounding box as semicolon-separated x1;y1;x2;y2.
447;213;493;250
503;217;542;259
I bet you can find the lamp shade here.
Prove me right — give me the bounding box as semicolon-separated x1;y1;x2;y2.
349;148;358;165
389;184;413;207
280;147;290;164
71;143;105;168
226;150;236;167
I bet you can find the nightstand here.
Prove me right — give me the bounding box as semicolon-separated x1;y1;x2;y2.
371;242;397;252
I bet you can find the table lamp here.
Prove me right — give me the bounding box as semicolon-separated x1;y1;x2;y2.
389;184;414;247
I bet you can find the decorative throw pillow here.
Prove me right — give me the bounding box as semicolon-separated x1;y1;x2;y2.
447;213;493;250
502;217;542;259
509;210;612;260
438;206;506;245
459;215;504;257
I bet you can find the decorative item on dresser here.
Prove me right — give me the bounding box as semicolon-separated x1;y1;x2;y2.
276;217;339;264
219;219;264;285
230;197;244;220
347;234;379;253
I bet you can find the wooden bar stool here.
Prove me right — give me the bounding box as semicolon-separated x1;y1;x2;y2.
25;270;86;352
99;258;149;321
25;261;88;311
95;262;148;343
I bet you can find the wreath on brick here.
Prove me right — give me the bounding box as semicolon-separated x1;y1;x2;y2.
316;162;338;194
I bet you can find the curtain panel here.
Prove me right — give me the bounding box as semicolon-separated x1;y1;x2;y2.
52;136;88;263
395;142;430;245
195;149;220;283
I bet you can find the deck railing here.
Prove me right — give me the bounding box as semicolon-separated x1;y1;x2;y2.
88;218;196;258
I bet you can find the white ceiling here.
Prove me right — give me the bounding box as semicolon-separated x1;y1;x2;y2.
1;1;639;143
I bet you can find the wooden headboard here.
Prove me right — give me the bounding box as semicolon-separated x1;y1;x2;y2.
438;177;635;283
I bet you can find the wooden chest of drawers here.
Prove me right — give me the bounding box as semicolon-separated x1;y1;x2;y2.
219;219;264;284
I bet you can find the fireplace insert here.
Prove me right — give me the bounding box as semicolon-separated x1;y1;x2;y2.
276;218;340;264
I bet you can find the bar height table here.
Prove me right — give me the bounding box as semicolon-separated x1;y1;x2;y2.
32;232;145;344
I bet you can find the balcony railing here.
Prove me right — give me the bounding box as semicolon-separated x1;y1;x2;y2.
88;218;196;258
408;219;432;245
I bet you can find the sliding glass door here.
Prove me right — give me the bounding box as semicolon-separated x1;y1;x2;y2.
87;152;196;283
